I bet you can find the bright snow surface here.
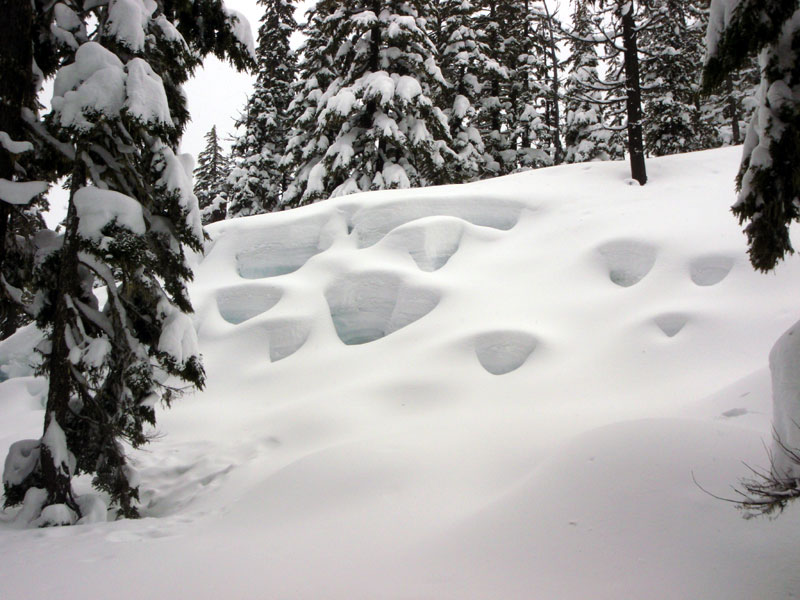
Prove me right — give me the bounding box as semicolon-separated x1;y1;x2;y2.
2;146;800;598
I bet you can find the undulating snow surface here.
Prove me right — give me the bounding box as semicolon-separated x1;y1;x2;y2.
2;147;800;598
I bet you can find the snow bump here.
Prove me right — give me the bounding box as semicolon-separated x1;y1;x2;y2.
689;255;734;286
263;318;311;362
216;285;282;325
597;240;657;287
382;217;464;272
325;272;439;345
474;330;538;375
236;216;332;279
654;313;689;338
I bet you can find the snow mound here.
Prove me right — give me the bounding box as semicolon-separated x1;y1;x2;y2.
597;239;657;287
474;330;538;375
690;254;735;286
216;284;282;325
325;272;439;345
3;147;800;599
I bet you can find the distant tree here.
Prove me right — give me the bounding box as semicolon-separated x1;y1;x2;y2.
582;0;652;184
228;0;297;217
432;0;490;182
194;125;231;224
640;0;719;156
562;0;614;163
282;0;454;207
2;0;254;525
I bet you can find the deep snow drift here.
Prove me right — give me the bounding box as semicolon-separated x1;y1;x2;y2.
2;147;800;599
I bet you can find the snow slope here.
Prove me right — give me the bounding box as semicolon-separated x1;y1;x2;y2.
2;146;800;599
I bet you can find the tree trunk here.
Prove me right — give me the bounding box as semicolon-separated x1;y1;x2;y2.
542;0;563;165
726;74;740;145
620;2;647;185
39;158;86;515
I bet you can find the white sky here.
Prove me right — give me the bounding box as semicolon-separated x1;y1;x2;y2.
181;0;316;160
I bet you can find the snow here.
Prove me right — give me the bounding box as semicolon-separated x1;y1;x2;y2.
768;320;800;481
73;187;146;241
224;8;256;62
105;0;156;53
3;147;800;597
0;132;33;155
0;180;48;205
124;58;173;126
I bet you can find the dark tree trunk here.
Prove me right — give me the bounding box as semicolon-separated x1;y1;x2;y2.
620;2;647;185
542;0;563;165
726;74;741;145
367;0;384;174
39;158;85;515
0;0;34;339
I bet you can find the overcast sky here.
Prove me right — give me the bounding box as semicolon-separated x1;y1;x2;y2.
181;0;316;160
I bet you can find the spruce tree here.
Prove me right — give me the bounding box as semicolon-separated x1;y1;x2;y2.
639;0;719;156
2;0;255;525
194;125;231;224
282;0;454;207
562;0;614;163
228;0;297;217
702;0;800;272
433;0;490;182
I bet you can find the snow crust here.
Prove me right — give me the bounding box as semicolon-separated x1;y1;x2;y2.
2;148;800;598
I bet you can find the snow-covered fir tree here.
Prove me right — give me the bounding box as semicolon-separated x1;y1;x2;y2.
562;0;614;163
194;125;231;224
282;0;454;207
228;0;297;217
281;0;343;208
703;0;800;273
0;0;62;340
432;0;490;182
640;0;719;156
2;0;254;525
474;0;514;175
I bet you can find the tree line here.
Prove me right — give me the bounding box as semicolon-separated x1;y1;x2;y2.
193;0;758;223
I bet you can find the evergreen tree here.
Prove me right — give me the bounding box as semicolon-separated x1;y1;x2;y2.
2;0;254;525
702;0;800;272
583;0;651;184
194;125;231;224
562;0;614;163
0;0;63;340
282;0;454;207
228;0;297;217
639;0;719;156
433;0;489;182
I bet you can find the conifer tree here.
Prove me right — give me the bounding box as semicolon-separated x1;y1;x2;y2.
228;0;297;216
433;0;489;182
640;0;719;156
702;0;800;272
194;125;231;224
562;0;614;163
582;0;652;184
2;0;255;525
282;0;454;207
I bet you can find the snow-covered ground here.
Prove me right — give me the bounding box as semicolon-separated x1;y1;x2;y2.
2;146;800;599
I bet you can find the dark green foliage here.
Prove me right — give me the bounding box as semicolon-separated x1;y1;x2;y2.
194;126;231;224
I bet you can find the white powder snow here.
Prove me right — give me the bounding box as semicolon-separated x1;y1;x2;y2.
2;148;800;599
0;132;33;155
0;179;48;205
73;187;146;241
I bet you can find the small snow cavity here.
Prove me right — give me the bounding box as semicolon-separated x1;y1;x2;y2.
383;217;464;272
236;216;331;279
325;272;440;345
474;330;538;375
263;318;312;362
690;255;734;286
654;313;688;338
598;240;657;287
216;285;282;325
351;197;523;248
